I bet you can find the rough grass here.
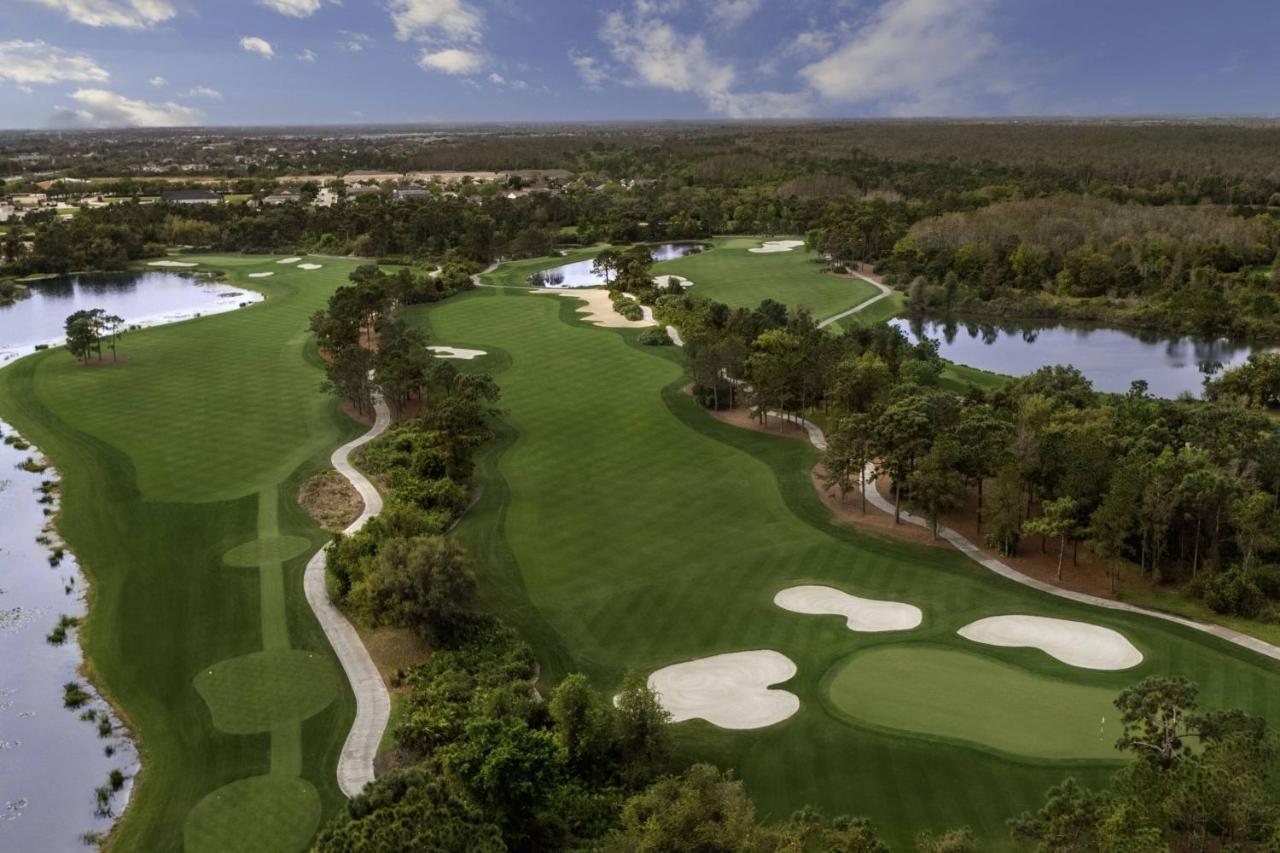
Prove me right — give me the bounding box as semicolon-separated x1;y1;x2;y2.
413;282;1280;850
654;236;879;320
825;645;1125;761
0;255;364;852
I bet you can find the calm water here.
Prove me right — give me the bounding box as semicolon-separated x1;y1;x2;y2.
893;316;1262;399
0;423;138;850
0;271;259;364
529;243;707;288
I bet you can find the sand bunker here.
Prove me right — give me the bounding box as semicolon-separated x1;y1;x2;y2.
147;260;198;267
774;585;922;632
248;272;274;278
647;650;799;729
749;240;806;254
297;263;323;271
277;257;303;264
958;615;1143;670
535;288;656;329
428;346;486;360
654;274;693;290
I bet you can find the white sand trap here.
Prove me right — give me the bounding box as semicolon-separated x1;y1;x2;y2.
648;650;799;729
147;260;198;267
428;345;486;360
534;288;656;329
958;615;1143;670
654;274;693;290
297;263;324;270
248;272;275;278
277;257;303;264
749;239;806;254
774;585;922;632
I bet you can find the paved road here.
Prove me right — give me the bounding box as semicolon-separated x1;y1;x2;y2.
303;398;393;798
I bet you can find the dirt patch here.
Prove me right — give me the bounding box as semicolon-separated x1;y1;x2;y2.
355;624;430;685
298;470;364;531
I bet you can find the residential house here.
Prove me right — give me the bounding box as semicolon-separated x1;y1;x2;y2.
161;189;221;205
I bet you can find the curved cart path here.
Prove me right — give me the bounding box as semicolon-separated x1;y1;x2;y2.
817;271;894;329
303;398;393;797
772;411;1280;663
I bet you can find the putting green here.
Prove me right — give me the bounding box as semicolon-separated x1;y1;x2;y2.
223;535;313;568
183;776;321;853
654;236;879;319
194;649;339;734
825;646;1125;761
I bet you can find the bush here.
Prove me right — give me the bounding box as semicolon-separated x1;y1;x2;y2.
637;327;672;346
1204;567;1267;618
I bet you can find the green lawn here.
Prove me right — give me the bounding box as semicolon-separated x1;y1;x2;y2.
825;646;1124;761
0;255;365;851
655;236;880;321
413;282;1280;849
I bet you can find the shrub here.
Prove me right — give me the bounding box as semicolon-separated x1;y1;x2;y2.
1204;567;1266;618
637;327;672;346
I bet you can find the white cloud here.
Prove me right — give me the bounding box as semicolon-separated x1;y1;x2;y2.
58;88;200;127
600;7;735;98
22;0;175;29
240;36;275;59
389;0;483;42
785;29;835;58
417;47;485;75
149;75;167;87
0;40;110;87
338;31;373;52
570;51;608;89
488;72;505;85
800;0;998;108
708;0;763;29
297;48;317;62
257;0;321;17
183;85;223;100
597;3;806;117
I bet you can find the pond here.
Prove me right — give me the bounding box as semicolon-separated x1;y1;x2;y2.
0;422;139;850
0;271;261;365
892;316;1263;399
528;243;707;288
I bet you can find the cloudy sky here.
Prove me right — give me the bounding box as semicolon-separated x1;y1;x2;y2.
2;0;1278;129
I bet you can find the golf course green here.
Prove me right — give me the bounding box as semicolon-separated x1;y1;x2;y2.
654;236;879;318
824;646;1124;760
0;256;364;851
414;270;1280;848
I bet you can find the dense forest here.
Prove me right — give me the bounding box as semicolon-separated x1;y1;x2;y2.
659;288;1280;623
9;121;1280;339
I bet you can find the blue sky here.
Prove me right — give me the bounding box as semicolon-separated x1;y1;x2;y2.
2;0;1279;129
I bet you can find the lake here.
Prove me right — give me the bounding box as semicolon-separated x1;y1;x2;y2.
0;423;139;850
528;243;707;288
893;316;1263;399
0;271;261;365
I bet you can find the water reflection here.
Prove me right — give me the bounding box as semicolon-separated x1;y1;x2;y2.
892;316;1263;399
0;271;258;364
528;243;707;288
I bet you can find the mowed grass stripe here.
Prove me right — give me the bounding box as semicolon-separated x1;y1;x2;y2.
420;282;1279;850
0;256;366;852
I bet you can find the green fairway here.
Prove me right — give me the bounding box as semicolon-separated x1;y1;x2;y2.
413;281;1280;849
0;255;365;851
654;236;880;320
825;646;1124;761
